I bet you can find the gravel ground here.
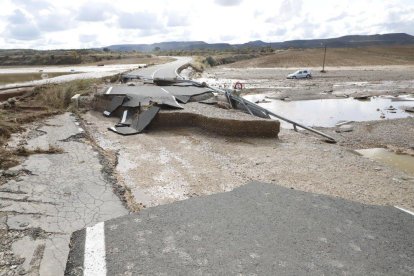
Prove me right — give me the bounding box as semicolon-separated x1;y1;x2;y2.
320;117;414;154
82;111;414;211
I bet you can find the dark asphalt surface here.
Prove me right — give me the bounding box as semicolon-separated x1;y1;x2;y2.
66;182;414;275
128;57;191;79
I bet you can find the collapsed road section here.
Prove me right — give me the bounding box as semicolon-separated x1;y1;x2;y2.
94;78;281;138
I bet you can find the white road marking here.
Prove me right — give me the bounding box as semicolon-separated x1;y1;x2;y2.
174;67;183;80
121;110;128;124
84;222;107;276
160;87;170;94
105;87;113;94
151;68;161;79
395;206;414;216
160;88;183;108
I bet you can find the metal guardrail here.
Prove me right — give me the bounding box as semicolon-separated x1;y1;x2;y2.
209;86;336;143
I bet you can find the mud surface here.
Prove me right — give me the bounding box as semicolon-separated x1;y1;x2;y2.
197;66;414;101
200;65;414;154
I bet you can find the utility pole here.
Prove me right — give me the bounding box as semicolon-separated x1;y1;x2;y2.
321;44;327;73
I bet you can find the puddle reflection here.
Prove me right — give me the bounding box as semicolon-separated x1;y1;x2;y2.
356;148;414;175
243;95;414;128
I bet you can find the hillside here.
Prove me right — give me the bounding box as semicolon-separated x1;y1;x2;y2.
224;46;414;68
0;49;161;66
107;33;414;52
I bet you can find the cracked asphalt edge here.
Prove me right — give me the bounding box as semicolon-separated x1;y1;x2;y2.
0;113;133;275
76;114;143;213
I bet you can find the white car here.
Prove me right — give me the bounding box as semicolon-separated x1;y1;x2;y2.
287;69;312;79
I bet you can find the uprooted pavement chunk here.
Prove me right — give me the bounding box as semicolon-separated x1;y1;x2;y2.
109;106;160;135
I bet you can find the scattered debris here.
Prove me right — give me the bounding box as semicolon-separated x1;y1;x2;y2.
401;106;414;113
101;80;216;135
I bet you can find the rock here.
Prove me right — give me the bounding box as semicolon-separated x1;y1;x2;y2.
7;98;17;105
2;170;18;177
374;167;382;171
335;125;353;133
19;222;29;227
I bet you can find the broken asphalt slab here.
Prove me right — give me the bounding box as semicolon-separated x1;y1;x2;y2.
65;181;414;275
0;113;128;276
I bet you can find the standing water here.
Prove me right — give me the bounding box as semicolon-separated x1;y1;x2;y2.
356;148;414;176
242;95;414;128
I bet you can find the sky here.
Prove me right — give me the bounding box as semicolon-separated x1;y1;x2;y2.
0;0;413;49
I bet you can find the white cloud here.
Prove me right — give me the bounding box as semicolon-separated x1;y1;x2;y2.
0;0;412;49
215;0;243;6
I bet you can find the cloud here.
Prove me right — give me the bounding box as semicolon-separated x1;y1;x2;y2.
167;14;190;27
13;0;51;10
8;9;27;24
215;0;243;7
3;9;41;41
79;34;97;43
77;2;112;22
376;7;414;34
118;12;163;30
327;12;348;22
37;11;73;32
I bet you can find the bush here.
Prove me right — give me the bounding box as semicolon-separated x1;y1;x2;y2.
204;56;217;66
34;79;97;110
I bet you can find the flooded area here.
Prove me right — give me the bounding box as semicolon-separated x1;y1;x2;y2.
0;72;71;85
243;95;414;128
356;148;414;175
0;64;144;89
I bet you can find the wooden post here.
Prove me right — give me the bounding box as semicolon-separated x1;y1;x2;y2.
321;45;327;73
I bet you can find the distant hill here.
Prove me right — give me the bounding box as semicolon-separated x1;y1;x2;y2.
106;33;414;52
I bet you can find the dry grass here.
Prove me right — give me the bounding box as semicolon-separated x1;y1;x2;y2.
0;79;100;170
227;46;414;68
1;146;64;170
34;79;99;110
14;145;64;157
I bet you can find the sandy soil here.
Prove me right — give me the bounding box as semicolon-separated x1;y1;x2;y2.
82;111;414;211
228;46;414;67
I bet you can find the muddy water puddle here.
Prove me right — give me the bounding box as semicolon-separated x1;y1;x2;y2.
356;148;414;175
0;72;71;85
243;95;414;128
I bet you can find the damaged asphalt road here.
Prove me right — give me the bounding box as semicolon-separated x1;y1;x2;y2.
0;113;128;276
66;182;414;275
